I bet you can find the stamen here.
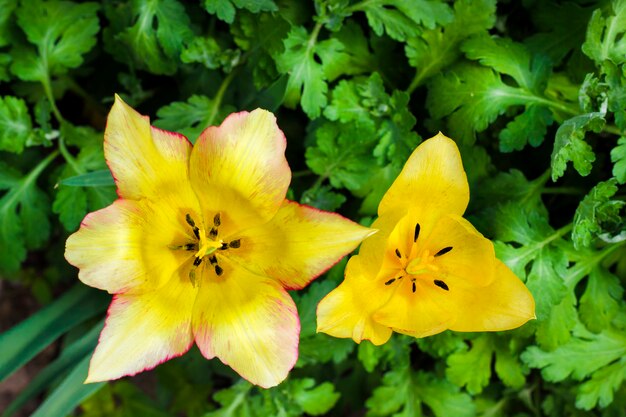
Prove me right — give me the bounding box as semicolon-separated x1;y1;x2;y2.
229;239;241;248
214;213;221;227
184;243;197;251
185;214;195;227
209;228;218;238
209;255;217;265
434;280;449;291
414;223;420;242
193;257;202;267
395;248;402;258
219;243;228;250
215;265;223;276
189;269;196;286
193;227;200;240
434;246;453;257
384;278;396;285
412;282;416;293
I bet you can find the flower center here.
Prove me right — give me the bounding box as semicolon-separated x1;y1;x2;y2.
170;213;242;286
383;222;452;294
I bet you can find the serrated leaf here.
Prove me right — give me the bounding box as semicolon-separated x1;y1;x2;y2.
405;0;496;88
499;105;553;152
582;0;626;65
579;265;624;333
0;96;34;154
292;379;340;416
551;112;604;181
572;179;625;249
0;0;17;48
355;0;452;42
300;186;346;211
204;0;277;24
12;0;99;81
446;335;493;394
611;136;626;183
113;0;193;75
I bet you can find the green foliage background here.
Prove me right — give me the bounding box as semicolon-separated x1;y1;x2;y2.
1;0;626;416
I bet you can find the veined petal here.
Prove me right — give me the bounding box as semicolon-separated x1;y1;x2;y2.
192;259;299;388
225;200;376;290
317;257;393;345
373;278;456;338
189;109;290;234
85;274;197;382
378;133;469;220
448;261;536;332
65;199;199;294
104;95;198;206
422;214;496;287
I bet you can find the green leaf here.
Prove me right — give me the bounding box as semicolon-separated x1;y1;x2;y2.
181;36;241;72
446;335;494;394
155;95;235;142
572;179;625;249
300;185;346;211
367;365;475;417
275;26;331;118
522;324;626;409
31;354;105;417
3;322;102;417
582;0;626;65
305;121;378;191
0;153;56;273
205;381;255;417
428;64;536;144
113;0;193;75
59;170;115;187
550;112;604;181
499;105;553;152
291;379;340;416
0;96;34;153
0;285;108;382
12;0;99;81
611;136;626;183
203;0;277;24
317;21;374;82
405;0;496;88
579;265;624;333
354;0;453;42
0;0;17;47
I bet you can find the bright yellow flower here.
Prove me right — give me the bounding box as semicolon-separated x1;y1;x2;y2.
317;133;535;345
65;96;374;388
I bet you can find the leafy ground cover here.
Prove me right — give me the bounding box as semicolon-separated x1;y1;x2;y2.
0;0;625;416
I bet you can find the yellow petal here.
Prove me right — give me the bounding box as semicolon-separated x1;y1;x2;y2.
448;261;536;332
316;257;393;345
420;214;496;287
104;95;198;207
189;109;291;234
192;258;299;388
378;133;469;220
85;274;197;382
225;200;376;290
65;199;198;294
373;278;456;338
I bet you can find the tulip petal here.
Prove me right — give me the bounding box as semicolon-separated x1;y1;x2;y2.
85;275;197;382
225;200;376;290
189;109;290;234
104;95;197;205
448;261;536;332
316;257;393;345
378;133;469;220
192;259;299;388
65;199;199;294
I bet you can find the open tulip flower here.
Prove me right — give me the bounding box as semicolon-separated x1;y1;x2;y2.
317;133;535;345
65;96;375;388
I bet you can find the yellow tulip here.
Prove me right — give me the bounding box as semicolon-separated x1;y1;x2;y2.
65;96;375;388
317;133;535;345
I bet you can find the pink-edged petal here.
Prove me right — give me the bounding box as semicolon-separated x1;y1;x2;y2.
189;109;290;234
378;133;469;219
225;200;376;290
65;199;198;294
104;95;197;206
192;259;299;388
85;275;197;382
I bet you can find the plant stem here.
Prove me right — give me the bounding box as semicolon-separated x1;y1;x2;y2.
3;151;59;210
542;187;587;195
206;70;237;127
41;74;63;122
